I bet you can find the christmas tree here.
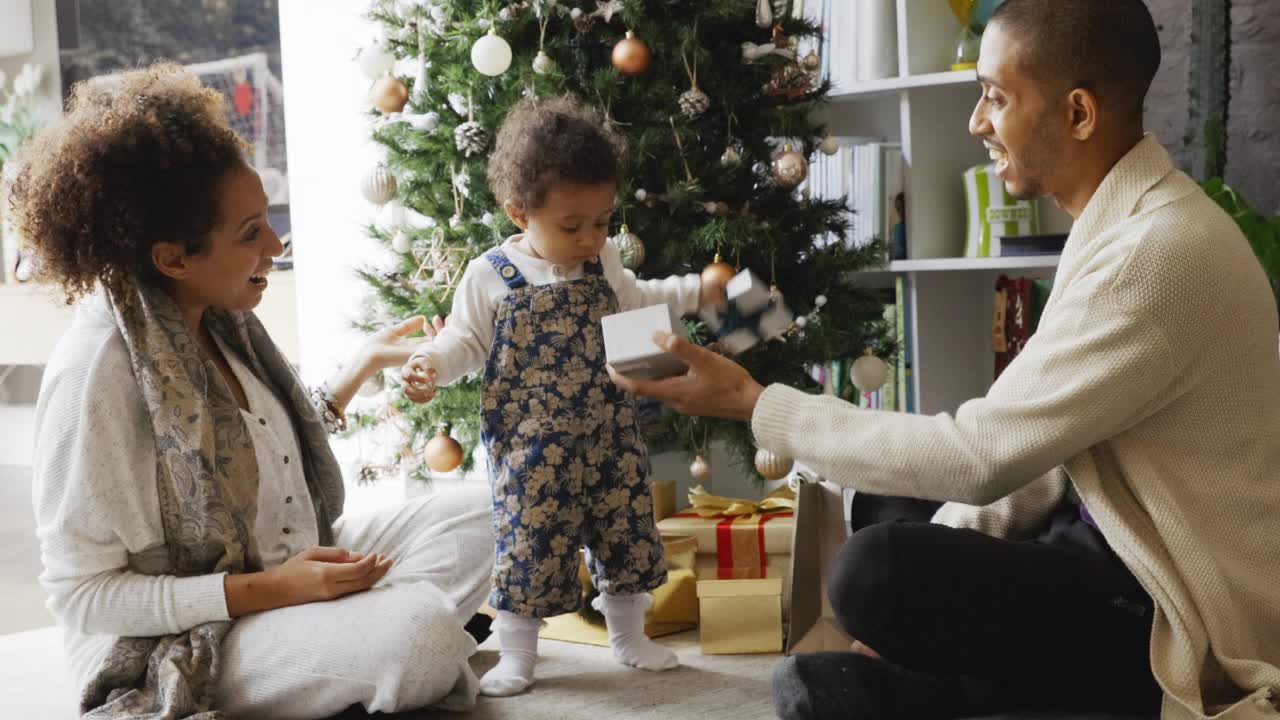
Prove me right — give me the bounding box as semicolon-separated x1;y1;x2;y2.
351;0;892;484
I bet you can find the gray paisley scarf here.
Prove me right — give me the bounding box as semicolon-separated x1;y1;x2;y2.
79;280;344;719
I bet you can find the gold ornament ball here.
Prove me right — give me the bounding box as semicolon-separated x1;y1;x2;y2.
802;50;821;71
611;224;646;270
820;135;840;156
754;448;794;481
612;31;652;76
424;424;464;473
370;75;409;114
700;255;736;292
690;454;712;482
720;145;742;167
850;351;890;392
771;144;809;189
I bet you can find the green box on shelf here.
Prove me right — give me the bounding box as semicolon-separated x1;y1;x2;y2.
963;163;1039;257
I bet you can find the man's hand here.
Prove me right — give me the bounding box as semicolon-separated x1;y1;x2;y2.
606;331;766;422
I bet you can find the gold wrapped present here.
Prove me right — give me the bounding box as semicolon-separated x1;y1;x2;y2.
657;485;795;582
696;578;784;654
539;534;699;646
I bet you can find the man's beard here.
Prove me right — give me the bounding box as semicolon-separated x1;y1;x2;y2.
1006;114;1059;200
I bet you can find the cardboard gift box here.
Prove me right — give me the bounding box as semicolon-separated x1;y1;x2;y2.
601;304;689;380
696;578;784;654
538;534;699;646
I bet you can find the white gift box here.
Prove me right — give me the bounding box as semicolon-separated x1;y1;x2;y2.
601;304;689;380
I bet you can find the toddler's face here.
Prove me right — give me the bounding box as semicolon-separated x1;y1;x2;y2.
506;181;615;266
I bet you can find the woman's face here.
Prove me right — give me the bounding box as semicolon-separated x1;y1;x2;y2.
161;164;284;312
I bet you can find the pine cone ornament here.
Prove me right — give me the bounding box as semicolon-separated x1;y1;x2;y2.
679;87;710;118
454;121;489;157
573;12;596;33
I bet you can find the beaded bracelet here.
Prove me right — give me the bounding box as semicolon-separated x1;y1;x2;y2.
309;383;347;434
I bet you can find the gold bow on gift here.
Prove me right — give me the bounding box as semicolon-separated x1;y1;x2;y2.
687;484;796;520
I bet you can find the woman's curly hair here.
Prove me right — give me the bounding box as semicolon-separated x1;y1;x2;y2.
486;94;626;211
6;62;249;301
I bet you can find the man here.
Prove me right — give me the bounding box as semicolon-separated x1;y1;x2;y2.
607;1;1280;718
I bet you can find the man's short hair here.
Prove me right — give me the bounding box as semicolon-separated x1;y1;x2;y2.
990;0;1161;123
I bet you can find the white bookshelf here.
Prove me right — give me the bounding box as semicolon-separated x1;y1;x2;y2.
824;0;1072;416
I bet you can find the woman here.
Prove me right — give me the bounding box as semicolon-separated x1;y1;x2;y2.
11;64;494;719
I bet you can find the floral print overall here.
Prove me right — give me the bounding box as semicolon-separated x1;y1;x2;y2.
480;248;667;618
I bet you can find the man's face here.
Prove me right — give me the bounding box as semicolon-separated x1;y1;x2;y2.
969;23;1066;200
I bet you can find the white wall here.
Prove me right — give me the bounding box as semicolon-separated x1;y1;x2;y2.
278;0;420;511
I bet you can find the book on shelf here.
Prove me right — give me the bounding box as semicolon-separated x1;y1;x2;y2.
821;0;898;90
995;233;1067;257
805;138;905;263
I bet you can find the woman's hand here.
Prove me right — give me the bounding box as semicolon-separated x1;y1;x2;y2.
224;546;393;618
325;315;444;414
606;331;766;422
358;315;441;373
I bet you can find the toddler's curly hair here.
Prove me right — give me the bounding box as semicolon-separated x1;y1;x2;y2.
6;62;249;301
486;94;625;211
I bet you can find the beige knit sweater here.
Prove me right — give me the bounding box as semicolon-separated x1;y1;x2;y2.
752;135;1280;719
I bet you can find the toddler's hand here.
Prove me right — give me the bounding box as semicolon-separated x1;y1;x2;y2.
401;355;438;403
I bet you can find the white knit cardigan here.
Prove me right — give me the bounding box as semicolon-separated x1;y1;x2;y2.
753;136;1280;719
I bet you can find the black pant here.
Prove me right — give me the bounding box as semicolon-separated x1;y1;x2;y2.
827;495;1161;717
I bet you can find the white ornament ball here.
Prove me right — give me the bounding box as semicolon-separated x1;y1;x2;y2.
795;315;808;328
570;7;583;18
358;43;396;80
358;370;385;397
361;165;397;205
449;213;463;228
689;455;712;482
532;50;556;75
471;32;513;76
850;353;890;392
481;212;495;226
754;448;794;481
391;230;411;253
430;6;446;22
703;201;718;214
820;135;840;156
635;188;648;201
815;294;827;307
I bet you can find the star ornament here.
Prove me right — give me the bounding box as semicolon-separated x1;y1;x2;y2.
592;0;624;23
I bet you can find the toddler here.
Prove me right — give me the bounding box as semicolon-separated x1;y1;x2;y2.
401;95;718;696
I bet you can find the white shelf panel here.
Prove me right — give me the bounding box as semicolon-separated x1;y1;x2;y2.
888;255;1061;272
829;69;977;102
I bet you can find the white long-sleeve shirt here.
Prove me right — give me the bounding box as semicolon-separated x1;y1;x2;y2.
412;235;703;385
31;295;319;690
752;135;1280;719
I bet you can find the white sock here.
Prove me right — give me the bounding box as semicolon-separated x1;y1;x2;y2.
593;592;679;671
479;611;541;697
